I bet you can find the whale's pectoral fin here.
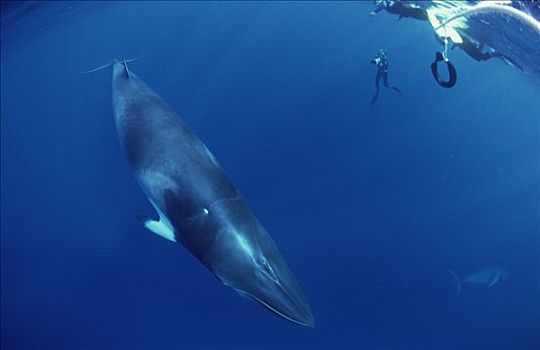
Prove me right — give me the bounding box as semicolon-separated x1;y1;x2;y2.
488;275;499;287
136;215;177;243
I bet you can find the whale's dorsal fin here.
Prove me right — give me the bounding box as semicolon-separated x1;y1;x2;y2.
136;215;176;243
82;62;112;74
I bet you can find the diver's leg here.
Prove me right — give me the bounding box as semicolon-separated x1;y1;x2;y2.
472;49;524;71
486;52;524;72
383;72;389;87
477;51;492;61
370;71;381;105
383;71;403;95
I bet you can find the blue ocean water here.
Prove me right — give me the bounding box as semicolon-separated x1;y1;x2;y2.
1;1;539;349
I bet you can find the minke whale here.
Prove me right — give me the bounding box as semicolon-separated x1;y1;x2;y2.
109;59;314;327
449;268;508;296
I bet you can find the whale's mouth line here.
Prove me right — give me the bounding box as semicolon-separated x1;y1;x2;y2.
240;291;314;327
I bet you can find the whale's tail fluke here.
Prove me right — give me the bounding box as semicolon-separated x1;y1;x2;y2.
448;269;461;297
122;58;132;80
82;62;112;74
82;57;141;74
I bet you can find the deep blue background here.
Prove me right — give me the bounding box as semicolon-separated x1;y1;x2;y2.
1;2;539;349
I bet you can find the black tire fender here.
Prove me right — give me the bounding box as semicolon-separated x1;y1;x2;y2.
431;52;457;88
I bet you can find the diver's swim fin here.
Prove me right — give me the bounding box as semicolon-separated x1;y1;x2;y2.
370;94;378;106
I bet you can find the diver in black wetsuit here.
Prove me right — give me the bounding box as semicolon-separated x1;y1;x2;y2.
370;0;427;21
455;32;524;71
432;31;523;79
370;49;402;106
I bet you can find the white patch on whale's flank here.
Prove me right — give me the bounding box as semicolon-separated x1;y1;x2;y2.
233;232;280;287
235;234;255;263
136;169;180;200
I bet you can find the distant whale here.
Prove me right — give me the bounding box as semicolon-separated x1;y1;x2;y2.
109;59;314;327
449;268;508;296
